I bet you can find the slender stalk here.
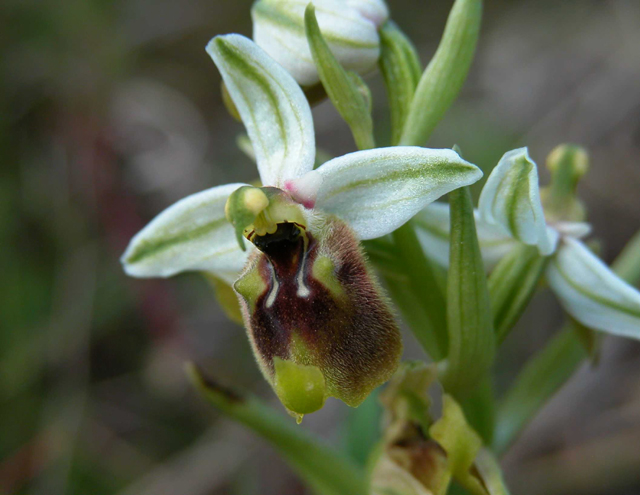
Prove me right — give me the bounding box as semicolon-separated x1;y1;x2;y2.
488;245;549;344
392;221;448;360
186;364;368;495
493;326;587;454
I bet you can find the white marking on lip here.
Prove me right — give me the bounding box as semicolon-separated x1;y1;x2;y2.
296;241;311;299
266;277;279;308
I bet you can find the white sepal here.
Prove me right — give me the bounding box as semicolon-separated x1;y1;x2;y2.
478;148;556;255
414;202;518;270
207;34;315;187
121;183;251;284
313;147;483;240
552;221;592;239
547;237;640;340
252;0;384;86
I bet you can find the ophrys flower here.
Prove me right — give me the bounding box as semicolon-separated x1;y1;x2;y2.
122;34;483;420
415;147;640;340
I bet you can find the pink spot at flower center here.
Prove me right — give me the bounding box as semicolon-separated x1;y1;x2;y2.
284;180;316;209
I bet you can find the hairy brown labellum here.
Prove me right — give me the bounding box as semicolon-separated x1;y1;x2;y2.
234;214;402;418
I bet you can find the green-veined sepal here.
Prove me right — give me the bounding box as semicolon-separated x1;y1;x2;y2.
413;202;518;271
207;34;315;187
546;237;640;340
478;148;557;256
121;183;250;283
308;147;483;240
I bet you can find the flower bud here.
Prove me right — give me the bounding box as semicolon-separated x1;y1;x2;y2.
233;194;401;420
541;144;589;222
252;0;389;86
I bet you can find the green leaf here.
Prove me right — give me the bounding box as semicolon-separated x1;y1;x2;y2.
473;449;510;495
304;4;375;150
391;222;448;360
399;0;482;146
379;21;422;145
492;326;587;454
443;187;495;395
342;390;381;467
186;363;368;495
488;244;549;344
458;375;495;445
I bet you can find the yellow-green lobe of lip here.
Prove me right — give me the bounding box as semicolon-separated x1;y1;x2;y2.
274;357;327;423
225;186;269;250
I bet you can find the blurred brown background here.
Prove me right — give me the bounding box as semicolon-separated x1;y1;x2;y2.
1;0;640;494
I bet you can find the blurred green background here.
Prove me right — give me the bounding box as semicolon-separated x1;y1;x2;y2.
2;0;640;494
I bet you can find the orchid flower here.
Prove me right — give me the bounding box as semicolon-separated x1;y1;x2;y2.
415;147;640;340
252;0;389;85
121;34;482;420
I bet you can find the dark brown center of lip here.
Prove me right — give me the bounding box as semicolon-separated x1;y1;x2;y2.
251;222;303;256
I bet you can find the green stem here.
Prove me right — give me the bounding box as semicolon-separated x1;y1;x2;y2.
492;326;587;454
611;230;640;286
458;375;496;445
392;221;449;360
186;364;368;495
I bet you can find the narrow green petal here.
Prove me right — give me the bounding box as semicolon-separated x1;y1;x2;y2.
378;20;422;145
399;0;482;146
304;4;375;150
489;244;549;343
413;202;517;270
